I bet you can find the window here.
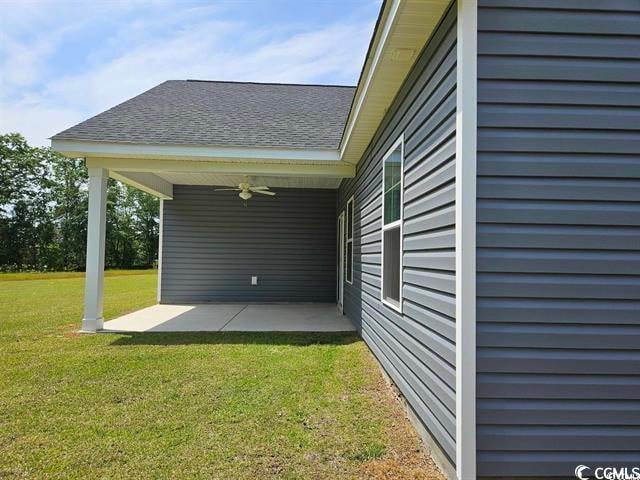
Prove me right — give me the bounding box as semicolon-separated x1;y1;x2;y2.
381;136;403;311
345;196;354;284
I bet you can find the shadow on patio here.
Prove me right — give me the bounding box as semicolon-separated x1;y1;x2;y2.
103;303;357;347
108;330;361;347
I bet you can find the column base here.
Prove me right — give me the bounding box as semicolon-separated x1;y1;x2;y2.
80;317;104;333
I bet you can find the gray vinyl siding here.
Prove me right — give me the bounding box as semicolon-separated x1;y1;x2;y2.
160;185;336;303
338;3;457;465
476;1;640;477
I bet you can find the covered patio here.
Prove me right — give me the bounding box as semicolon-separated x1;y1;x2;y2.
103;303;354;333
50;81;363;333
49;16;425;333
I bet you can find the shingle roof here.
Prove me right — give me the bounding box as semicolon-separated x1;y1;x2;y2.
52;80;356;150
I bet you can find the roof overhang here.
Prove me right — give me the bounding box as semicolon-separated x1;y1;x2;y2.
51;0;450;194
339;0;450;164
52;139;341;163
52;139;353;196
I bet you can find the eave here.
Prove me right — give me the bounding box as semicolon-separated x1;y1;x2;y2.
339;0;450;165
52;139;341;163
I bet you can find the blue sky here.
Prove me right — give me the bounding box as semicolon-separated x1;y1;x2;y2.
0;0;381;146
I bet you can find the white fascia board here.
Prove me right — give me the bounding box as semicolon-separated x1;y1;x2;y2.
110;171;173;199
52;139;340;163
86;157;355;178
339;0;400;162
455;1;478;479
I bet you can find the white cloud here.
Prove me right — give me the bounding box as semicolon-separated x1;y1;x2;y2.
0;101;82;144
0;0;375;146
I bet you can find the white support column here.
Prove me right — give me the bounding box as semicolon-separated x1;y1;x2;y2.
82;167;108;332
156;199;164;303
455;0;478;479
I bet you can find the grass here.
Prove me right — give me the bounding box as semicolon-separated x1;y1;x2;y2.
0;271;443;479
0;269;156;282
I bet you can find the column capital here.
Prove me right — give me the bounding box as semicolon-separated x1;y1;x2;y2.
87;166;109;178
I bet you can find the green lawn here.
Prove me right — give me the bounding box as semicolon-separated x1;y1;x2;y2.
0;271;442;479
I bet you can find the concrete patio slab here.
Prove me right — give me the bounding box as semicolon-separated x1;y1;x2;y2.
102;303;354;333
224;304;354;332
102;304;245;332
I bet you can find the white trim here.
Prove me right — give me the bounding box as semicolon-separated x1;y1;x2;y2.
85;157;354;179
157;199;164;303
384;219;402;230
380;134;404;314
110;171;173;199
338;211;346;314
345;195;355;285
52;139;340;162
455;1;477;479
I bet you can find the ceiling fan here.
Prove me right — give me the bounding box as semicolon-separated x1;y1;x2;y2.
214;181;276;200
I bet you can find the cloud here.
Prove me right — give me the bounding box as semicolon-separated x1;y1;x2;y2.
0;0;376;147
0;101;82;145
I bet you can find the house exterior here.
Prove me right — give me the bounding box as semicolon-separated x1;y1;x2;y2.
52;1;640;479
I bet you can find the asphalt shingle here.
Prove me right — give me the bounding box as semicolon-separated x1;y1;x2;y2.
52;80;356;150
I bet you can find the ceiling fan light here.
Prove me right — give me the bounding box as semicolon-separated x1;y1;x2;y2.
239;191;252;200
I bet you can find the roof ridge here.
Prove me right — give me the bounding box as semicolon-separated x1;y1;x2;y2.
183;79;356;89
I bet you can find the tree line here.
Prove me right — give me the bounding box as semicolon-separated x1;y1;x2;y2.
0;133;159;272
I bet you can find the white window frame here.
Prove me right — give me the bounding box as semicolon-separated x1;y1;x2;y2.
380;134;404;313
345;196;354;285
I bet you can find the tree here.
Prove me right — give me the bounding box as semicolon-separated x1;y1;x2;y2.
0;133;159;271
0;133;43;210
130;187;159;267
0;134;54;269
49;155;88;270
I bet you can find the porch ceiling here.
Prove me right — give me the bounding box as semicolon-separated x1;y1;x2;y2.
83;155;354;198
154;172;342;189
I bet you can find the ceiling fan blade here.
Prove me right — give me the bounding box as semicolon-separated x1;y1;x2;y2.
250;186;269;191
253;190;276;196
215;188;240;191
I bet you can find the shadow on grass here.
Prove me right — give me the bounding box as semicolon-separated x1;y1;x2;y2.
108;330;361;347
